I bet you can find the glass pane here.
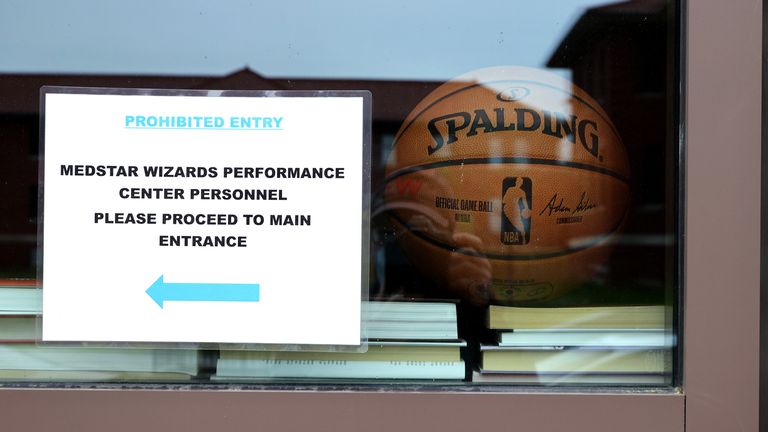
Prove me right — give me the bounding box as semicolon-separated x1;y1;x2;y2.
0;0;679;387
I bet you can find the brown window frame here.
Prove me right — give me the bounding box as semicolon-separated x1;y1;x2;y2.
0;1;760;431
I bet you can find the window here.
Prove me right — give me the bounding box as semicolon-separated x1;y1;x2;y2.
0;2;759;430
1;0;679;387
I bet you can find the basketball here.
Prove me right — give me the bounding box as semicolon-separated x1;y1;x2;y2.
384;66;630;304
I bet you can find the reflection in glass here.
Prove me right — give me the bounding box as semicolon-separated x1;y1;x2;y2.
0;0;677;386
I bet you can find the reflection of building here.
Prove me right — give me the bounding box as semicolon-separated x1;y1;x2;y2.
547;0;673;289
548;0;668;202
1;0;674;293
0;69;441;276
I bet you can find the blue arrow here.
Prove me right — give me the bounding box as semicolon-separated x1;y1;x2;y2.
146;275;260;308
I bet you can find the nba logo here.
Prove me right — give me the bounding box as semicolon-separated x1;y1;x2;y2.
501;177;532;245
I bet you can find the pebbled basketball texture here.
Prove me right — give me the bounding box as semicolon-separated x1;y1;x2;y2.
384;66;630;305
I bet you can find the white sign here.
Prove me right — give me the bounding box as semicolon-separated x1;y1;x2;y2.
41;89;369;346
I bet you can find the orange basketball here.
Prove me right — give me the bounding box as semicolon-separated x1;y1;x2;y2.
384;66;630;304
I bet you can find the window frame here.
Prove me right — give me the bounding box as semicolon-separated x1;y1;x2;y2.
0;1;760;431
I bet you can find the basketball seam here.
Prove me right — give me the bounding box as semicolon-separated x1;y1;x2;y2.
392;79;623;146
385;157;631;185
389;209;628;261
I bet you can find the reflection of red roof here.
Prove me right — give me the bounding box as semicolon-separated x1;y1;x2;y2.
0;68;441;122
591;0;665;14
193;67;283;90
547;0;667;68
0;73;206;114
